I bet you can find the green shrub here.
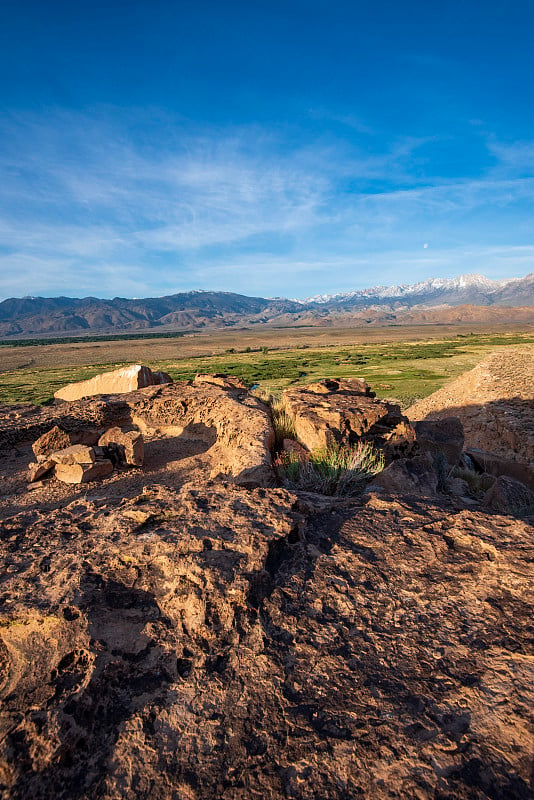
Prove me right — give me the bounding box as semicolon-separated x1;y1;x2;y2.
275;441;384;496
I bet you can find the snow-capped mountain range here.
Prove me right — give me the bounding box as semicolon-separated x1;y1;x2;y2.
0;272;532;337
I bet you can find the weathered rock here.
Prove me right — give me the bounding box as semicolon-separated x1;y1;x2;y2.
98;427;144;466
483;474;534;516
0;481;532;799
51;444;98;465
283;378;415;460
131;380;274;487
54;459;114;484
373;453;439;496
32;424;99;460
0;378;275;488
27;459;56;482
54;364;173;402
413;416;464;466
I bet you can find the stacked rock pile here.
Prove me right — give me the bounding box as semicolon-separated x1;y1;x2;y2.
27;424;144;485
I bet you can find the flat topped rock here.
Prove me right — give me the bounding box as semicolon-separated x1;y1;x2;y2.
51;444;98;465
54;459;114;484
54;364;172;402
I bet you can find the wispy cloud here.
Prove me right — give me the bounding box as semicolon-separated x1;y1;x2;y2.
0;110;533;299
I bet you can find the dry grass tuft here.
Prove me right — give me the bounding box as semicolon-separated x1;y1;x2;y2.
275;441;384;497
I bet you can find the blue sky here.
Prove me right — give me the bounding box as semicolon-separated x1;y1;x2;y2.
1;0;533;299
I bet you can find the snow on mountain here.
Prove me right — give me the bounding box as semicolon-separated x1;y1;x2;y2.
302;274;519;305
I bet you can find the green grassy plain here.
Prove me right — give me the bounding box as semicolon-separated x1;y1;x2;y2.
0;325;533;408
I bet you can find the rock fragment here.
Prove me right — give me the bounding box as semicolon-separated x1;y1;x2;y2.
32;424;99;460
98;427;144;466
55;459;114;484
27;459;56;482
51;444;98;465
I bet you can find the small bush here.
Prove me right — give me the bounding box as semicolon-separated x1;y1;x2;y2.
275;441;384;496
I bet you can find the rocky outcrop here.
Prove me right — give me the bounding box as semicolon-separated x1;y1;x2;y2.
0;480;533;799
2;377;275;489
1;364;534;798
131;381;275;487
283;378;415;459
54;364;172;402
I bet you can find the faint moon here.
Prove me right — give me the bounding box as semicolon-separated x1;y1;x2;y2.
423;243;429;249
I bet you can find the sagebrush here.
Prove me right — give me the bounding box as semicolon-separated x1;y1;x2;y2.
275;441;384;496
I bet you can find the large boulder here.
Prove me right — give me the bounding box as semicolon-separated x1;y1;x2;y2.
283;378;415;460
372;453;439;496
54;364;172;402
131;380;275;487
483;475;534;516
